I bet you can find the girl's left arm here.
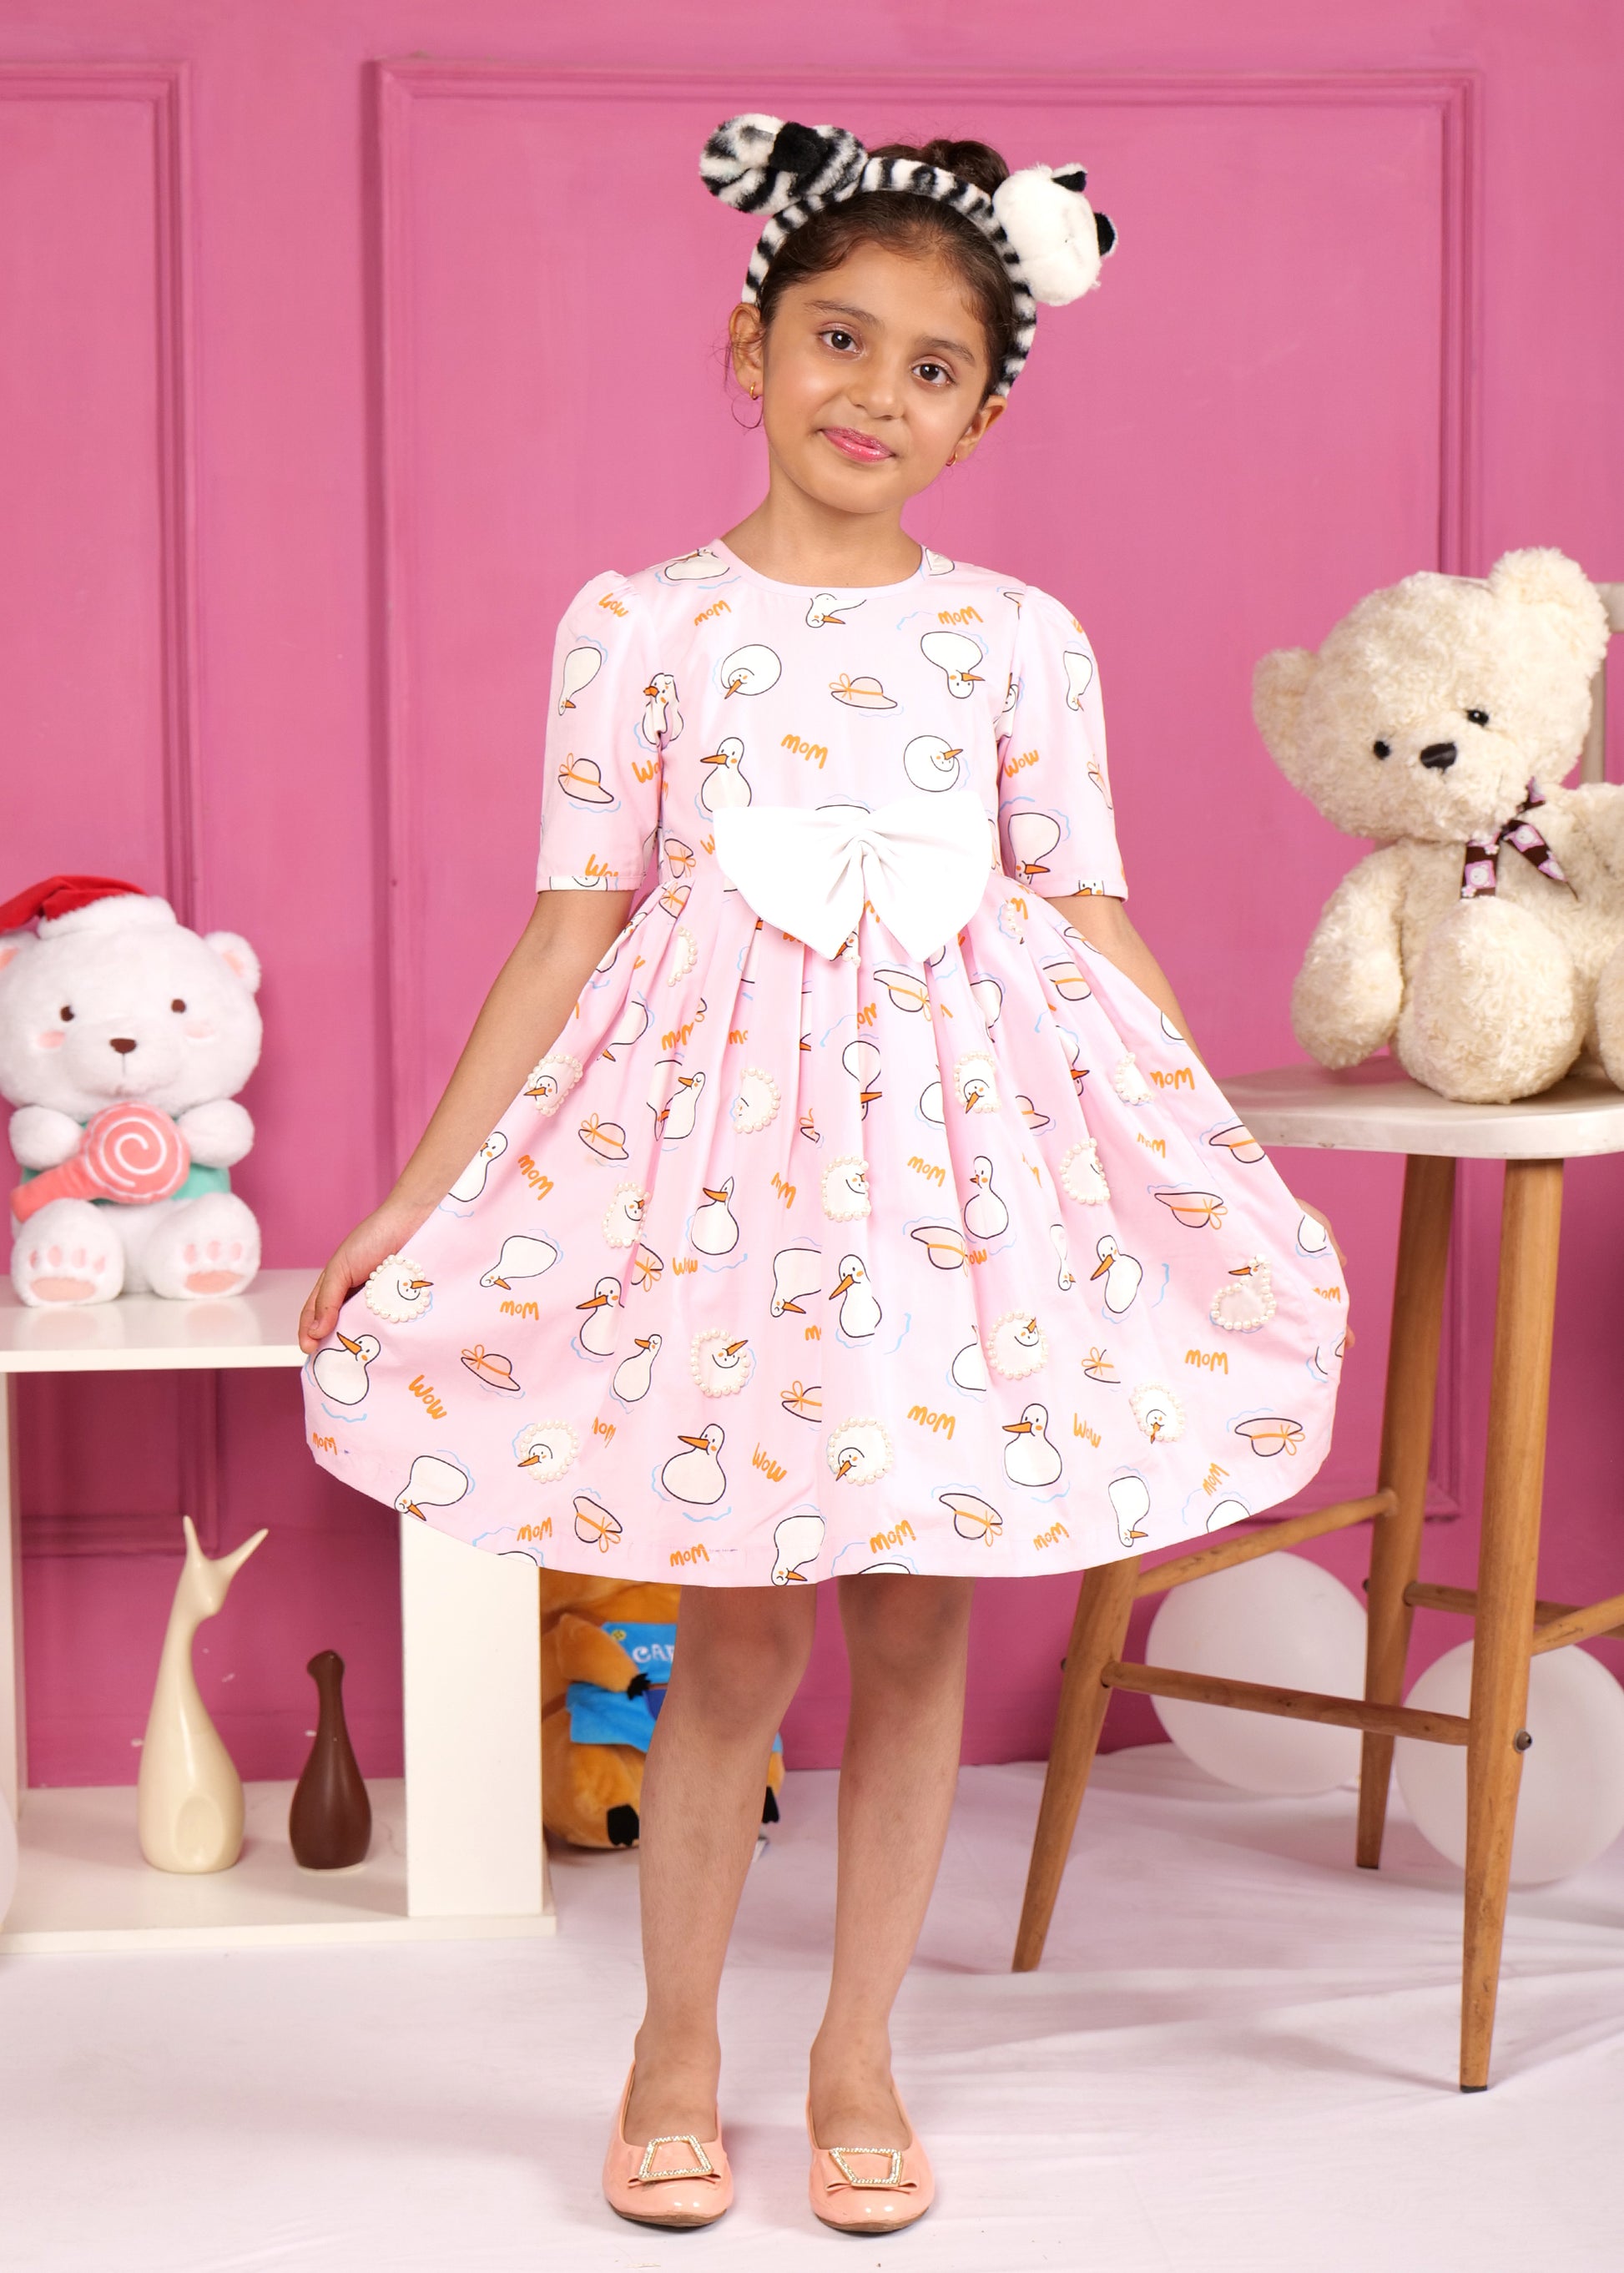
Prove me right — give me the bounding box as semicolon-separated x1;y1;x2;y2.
1051;888;1349;1288
1004;589;1343;1275
1049;890;1201;1056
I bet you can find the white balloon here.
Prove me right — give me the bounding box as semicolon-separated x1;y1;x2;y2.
0;1792;16;1928
1396;1640;1624;1886
1145;1551;1367;1794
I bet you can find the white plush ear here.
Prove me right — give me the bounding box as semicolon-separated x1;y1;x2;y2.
1487;547;1611;674
993;165;1107;305
0;932;32;977
1253;648;1317;782
206;930;261;994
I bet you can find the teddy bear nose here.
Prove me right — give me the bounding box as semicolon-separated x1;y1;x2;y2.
1419;741;1458;770
108;1036;138;1055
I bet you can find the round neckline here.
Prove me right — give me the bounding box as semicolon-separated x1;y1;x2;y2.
710;533;926;594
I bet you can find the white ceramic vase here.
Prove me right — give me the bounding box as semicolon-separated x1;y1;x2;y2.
137;1514;267;1872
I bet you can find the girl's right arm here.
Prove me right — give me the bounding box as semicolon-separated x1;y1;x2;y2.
296;886;633;1353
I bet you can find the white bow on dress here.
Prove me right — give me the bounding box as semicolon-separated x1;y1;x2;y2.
709;786;994;962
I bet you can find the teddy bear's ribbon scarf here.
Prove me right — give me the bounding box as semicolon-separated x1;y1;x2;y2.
709;785;993;960
1460;780;1572;900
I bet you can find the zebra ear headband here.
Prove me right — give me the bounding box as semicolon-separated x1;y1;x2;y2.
699;113;1117;396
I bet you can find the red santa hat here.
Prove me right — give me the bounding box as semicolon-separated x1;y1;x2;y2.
0;875;150;934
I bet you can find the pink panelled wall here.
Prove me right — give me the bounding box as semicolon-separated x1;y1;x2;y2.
5;3;1623;1785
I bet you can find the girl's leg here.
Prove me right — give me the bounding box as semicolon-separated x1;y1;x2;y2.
623;1581;818;2144
809;1572;976;2147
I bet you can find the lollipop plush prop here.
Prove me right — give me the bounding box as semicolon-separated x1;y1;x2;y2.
0;878;264;1306
11;1101;190;1222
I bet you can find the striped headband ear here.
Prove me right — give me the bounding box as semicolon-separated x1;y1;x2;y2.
699;112;1117;396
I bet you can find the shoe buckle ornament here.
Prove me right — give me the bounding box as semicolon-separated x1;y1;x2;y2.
828;2145;906;2189
636;2134;714;2183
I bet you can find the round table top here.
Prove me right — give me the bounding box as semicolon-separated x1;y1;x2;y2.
1216;1059;1624;1160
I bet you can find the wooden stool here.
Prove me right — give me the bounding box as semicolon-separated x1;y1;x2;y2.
1012;1058;1624;2089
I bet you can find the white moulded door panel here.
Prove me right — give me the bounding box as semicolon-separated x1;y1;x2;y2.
400;1514;542;1918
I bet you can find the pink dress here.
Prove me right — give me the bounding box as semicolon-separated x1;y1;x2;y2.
302;537;1344;1585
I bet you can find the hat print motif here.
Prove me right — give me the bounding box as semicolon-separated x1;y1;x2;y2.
461;1345;523;1393
557;755;616;806
830;674;898;710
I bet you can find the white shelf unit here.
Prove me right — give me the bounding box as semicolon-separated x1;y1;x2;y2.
0;1271;552;1950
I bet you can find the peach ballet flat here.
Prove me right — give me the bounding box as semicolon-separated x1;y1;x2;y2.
806;2079;935;2233
601;2064;734;2229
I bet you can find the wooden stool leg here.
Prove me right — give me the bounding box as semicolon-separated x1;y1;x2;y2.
1357;1154;1456;1868
1012;1555;1140;1971
1460;1157;1561;2090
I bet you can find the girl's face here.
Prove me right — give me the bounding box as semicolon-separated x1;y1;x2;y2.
731;240;1006;513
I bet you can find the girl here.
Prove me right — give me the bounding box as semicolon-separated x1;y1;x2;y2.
299;114;1344;2235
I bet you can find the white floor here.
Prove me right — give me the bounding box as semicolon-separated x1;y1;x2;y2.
2;1746;1620;2271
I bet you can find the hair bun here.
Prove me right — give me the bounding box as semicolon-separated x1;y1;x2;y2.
992;162;1116;306
700;113;868;215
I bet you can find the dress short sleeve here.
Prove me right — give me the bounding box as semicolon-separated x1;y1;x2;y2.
535;570;664;893
996;583;1127;902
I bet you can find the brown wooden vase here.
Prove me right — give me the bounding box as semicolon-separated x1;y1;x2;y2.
289;1649;372;1868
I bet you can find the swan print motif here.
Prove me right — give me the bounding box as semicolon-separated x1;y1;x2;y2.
302;537;1344;1580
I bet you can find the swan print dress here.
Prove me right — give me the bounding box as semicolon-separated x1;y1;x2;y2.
303;537;1344;1585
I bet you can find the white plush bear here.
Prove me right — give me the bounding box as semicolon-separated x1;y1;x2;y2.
1253;547;1624;1104
0;879;263;1305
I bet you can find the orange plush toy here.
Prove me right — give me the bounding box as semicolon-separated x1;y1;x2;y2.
540;1570;784;1847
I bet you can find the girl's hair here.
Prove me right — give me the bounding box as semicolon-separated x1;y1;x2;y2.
749;137;1016;404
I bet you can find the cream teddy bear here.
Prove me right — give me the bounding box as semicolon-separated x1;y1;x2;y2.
1253;547;1624;1104
0;878;263;1305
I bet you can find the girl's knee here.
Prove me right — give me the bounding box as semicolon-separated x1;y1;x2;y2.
668;1585;816;1723
840;1573;974;1677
